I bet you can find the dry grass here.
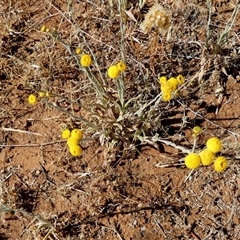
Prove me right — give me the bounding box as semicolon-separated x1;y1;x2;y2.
0;0;240;239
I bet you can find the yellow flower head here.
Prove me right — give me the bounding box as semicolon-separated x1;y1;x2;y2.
168;77;179;91
162;92;172;102
38;91;46;98
40;25;47;32
46;92;51;97
71;128;83;141
117;61;126;72
159;76;167;84
67;137;79;147
69;145;83;157
28;94;37;105
173;89;180;97
107;65;120;79
51;28;58;37
61;129;71;140
75;47;82;55
199;149;215;166
177;74;185;85
184;153;201;169
206;137;222;153
160;81;173;93
192;126;202;137
214;156;228;172
80;54;92;67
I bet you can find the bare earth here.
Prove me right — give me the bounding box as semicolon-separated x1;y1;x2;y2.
0;0;240;239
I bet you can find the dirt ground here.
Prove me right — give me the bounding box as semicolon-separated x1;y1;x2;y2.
0;0;240;239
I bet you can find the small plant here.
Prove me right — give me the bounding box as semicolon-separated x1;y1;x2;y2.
38;23;169;155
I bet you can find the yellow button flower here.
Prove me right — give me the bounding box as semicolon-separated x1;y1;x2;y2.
117;61;126;72
71;128;83;141
61;129;71;140
67;137;79;147
192;126;202;137
28;94;37;105
107;65;120;79
75;47;82;55
38;91;46;98
162;92;172;102
80;54;92;67
40;25;47;32
173;89;180;97
199;149;215;166
159;76;167;84
206;137;222;153
168;77;179;91
160;81;173;93
214;156;228;172
185;153;201;169
177;74;185;85
69;145;83;157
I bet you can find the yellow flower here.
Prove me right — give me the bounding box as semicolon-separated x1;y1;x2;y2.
192;126;202;137
160;81;173;93
71;128;83;141
206;137;222;153
61;129;71;140
168;77;179;91
40;25;47;32
75;47;82;55
38;91;46;98
173;89;180;97
159;76;167;84
184;153;201;169
80;54;92;67
51;28;58;37
107;65;120;79
46;92;51;97
214;156;228;172
162;92;172;101
67;137;79;147
28;94;37;105
117;61;126;72
177;74;185;85
69;145;83;157
199;149;215;166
